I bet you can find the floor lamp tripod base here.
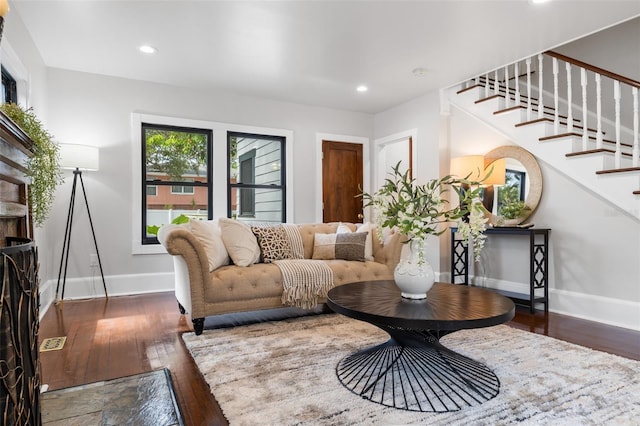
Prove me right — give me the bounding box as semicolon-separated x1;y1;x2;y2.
55;168;108;305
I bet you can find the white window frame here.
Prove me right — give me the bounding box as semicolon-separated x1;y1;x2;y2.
131;113;294;254
1;39;30;108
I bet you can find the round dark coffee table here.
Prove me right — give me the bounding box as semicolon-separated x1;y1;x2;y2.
327;280;515;412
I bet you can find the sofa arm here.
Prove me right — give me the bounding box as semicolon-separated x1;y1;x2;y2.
372;228;407;272
158;224;210;318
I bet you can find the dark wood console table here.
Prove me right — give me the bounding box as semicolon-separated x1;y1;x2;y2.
450;226;550;313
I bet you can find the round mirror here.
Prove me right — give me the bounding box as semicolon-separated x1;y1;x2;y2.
482;146;542;226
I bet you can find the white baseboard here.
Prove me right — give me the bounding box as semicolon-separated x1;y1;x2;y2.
550;288;640;332
438;273;640;332
39;272;174;320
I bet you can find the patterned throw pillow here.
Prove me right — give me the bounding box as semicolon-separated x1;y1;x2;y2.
251;225;293;263
312;232;367;262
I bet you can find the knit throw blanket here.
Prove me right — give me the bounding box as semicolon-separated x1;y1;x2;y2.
274;259;334;309
276;224;333;309
281;223;304;259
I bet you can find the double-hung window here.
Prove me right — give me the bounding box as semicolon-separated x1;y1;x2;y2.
142;123;212;244
228;132;286;223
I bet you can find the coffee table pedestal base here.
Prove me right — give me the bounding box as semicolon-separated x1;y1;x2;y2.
336;331;500;412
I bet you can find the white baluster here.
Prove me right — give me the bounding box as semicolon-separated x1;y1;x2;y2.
494;70;499;96
595;73;603;149
515;61;521;106
504;64;510;108
553;58;559;134
538;54;544;119
526;57;532;121
566;62;573;133
614;80;621;168
485;72;490;98
581;68;588;151
633;87;639;168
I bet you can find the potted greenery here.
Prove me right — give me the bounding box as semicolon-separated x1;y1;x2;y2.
360;162;489;299
0;103;62;227
497;184;530;223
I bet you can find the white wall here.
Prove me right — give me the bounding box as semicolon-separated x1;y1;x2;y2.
372;88;639;330
373;93;444;267
448;105;640;330
3;11;55;308
554;16;640;81
5;6;638;329
31;67;373;304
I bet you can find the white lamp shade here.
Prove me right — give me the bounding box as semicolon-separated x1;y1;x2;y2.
450;155;484;180
59;144;100;171
483;158;506;186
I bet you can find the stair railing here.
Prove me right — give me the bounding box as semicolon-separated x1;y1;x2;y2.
473;51;640;169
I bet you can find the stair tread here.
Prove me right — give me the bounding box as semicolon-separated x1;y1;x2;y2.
566;149;616;157
539;132;632;148
596;167;640;175
456;84;483;95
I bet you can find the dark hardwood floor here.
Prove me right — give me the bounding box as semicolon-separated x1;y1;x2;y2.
39;291;640;426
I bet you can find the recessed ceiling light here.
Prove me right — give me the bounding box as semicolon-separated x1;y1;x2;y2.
356;85;368;93
139;45;157;54
529;0;551;3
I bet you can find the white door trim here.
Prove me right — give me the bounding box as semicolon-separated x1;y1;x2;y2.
373;128;418;189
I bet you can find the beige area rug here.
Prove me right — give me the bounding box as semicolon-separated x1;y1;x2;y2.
182;314;640;425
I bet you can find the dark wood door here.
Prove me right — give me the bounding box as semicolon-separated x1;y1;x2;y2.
322;140;363;223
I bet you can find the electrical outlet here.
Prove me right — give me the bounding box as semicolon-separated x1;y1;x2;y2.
89;254;99;267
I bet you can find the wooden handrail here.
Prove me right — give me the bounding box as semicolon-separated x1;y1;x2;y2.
545;50;640;89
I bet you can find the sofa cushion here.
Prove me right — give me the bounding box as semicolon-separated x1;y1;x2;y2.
219;218;261;267
332;222;374;261
189;219;230;271
251;225;293;263
312;232;367;261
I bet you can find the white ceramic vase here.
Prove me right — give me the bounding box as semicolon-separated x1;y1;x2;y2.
394;239;435;299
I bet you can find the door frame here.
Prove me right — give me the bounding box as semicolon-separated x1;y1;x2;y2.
315;133;370;223
373;129;418;189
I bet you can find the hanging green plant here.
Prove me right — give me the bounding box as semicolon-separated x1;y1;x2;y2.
0;103;62;227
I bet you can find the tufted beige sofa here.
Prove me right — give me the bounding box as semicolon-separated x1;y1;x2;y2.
159;222;404;334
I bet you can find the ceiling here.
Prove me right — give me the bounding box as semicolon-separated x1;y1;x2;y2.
10;1;640;114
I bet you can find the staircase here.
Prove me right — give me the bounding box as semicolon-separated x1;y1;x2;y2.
447;51;640;221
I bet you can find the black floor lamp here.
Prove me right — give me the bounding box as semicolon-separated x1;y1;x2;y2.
56;143;108;303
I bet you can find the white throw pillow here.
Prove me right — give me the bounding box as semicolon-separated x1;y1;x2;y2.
337;222;352;234
189;219;230;271
219;218;261;267
356;222;375;261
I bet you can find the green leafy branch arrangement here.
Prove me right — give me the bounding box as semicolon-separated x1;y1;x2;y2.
1;103;62;227
497;184;530;220
360;162;490;261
